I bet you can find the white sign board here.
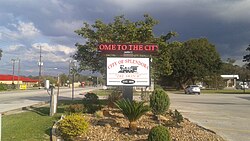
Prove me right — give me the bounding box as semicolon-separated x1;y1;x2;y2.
106;57;150;86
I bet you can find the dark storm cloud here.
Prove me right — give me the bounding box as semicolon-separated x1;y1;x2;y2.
1;0;250;75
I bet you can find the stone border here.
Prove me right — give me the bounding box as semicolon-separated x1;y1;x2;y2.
51;115;64;141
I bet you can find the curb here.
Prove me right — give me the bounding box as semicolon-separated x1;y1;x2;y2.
1;101;49;115
51;116;64;141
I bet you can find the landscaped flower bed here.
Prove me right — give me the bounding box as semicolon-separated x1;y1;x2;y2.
54;108;225;141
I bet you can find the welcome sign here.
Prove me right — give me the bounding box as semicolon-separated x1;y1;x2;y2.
98;43;158;54
106;57;150;86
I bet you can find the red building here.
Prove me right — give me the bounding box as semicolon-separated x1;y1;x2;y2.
0;74;38;87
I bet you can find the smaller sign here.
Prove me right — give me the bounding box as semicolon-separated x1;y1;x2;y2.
20;84;27;90
98;43;158;54
106;57;150;86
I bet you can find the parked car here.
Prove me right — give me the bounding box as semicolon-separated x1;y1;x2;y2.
236;82;249;90
184;85;201;94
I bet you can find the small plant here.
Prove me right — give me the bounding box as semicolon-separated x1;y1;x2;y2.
57;114;89;140
83;92;101;113
94;110;104;118
115;99;150;131
83;92;99;103
107;88;122;108
64;104;85;114
150;88;170;122
171;109;183;124
166;109;183;127
148;125;171;141
140;88;151;102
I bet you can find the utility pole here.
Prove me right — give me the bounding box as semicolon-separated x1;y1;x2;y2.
11;59;16;85
70;60;77;100
72;73;75;100
68;60;71;88
0;113;1;141
17;58;20;89
38;45;43;88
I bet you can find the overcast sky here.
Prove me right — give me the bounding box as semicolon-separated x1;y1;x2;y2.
0;0;250;76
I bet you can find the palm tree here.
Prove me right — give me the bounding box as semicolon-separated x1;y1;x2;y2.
115;99;150;131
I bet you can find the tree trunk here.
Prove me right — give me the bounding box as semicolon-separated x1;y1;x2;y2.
129;121;137;131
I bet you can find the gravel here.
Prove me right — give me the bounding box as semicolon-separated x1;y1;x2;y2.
71;108;225;141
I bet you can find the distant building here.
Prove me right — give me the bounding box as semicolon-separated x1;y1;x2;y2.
0;74;38;87
221;75;239;88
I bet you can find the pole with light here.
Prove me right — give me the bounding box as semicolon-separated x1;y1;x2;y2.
17;58;20;89
38;45;43;88
70;60;77;100
11;59;15;85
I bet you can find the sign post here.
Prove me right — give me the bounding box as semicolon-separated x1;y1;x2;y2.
0;113;2;141
45;80;57;116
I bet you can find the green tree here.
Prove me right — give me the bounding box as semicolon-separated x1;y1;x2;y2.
226;58;236;65
74;15;174;75
243;44;250;68
168;38;222;89
59;73;68;86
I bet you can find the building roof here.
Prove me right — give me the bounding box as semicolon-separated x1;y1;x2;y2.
0;74;38;82
221;75;239;79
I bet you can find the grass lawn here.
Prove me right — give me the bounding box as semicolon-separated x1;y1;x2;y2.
201;89;250;94
92;89;141;96
2;100;83;141
2;89;142;141
2;107;57;141
166;88;250;94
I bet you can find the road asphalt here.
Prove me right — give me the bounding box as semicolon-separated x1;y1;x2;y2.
1;88;250;141
168;91;250;141
0;87;99;113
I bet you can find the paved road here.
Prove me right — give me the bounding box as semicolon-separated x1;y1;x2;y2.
0;87;99;113
168;92;250;141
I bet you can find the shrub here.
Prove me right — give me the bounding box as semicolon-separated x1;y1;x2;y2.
57;114;89;140
115;99;150;131
83;92;99;103
150;88;170;116
148;125;171;141
0;83;8;91
83;92;100;113
65;104;85;114
169;109;183;124
107;88;122;108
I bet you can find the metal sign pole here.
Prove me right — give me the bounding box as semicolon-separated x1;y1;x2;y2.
0;113;2;141
123;86;133;101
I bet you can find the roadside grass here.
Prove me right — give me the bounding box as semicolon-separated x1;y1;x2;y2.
2;100;83;141
91;89;113;96
92;89;141;96
165;88;250;94
201;89;250;94
2;99;109;141
2;106;57;141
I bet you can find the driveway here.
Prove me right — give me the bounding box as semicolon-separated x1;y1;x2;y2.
168;92;250;141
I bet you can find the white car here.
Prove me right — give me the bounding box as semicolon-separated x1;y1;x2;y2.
237;82;249;90
184;85;201;94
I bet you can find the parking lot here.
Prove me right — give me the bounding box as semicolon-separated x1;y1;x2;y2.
168;92;250;141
